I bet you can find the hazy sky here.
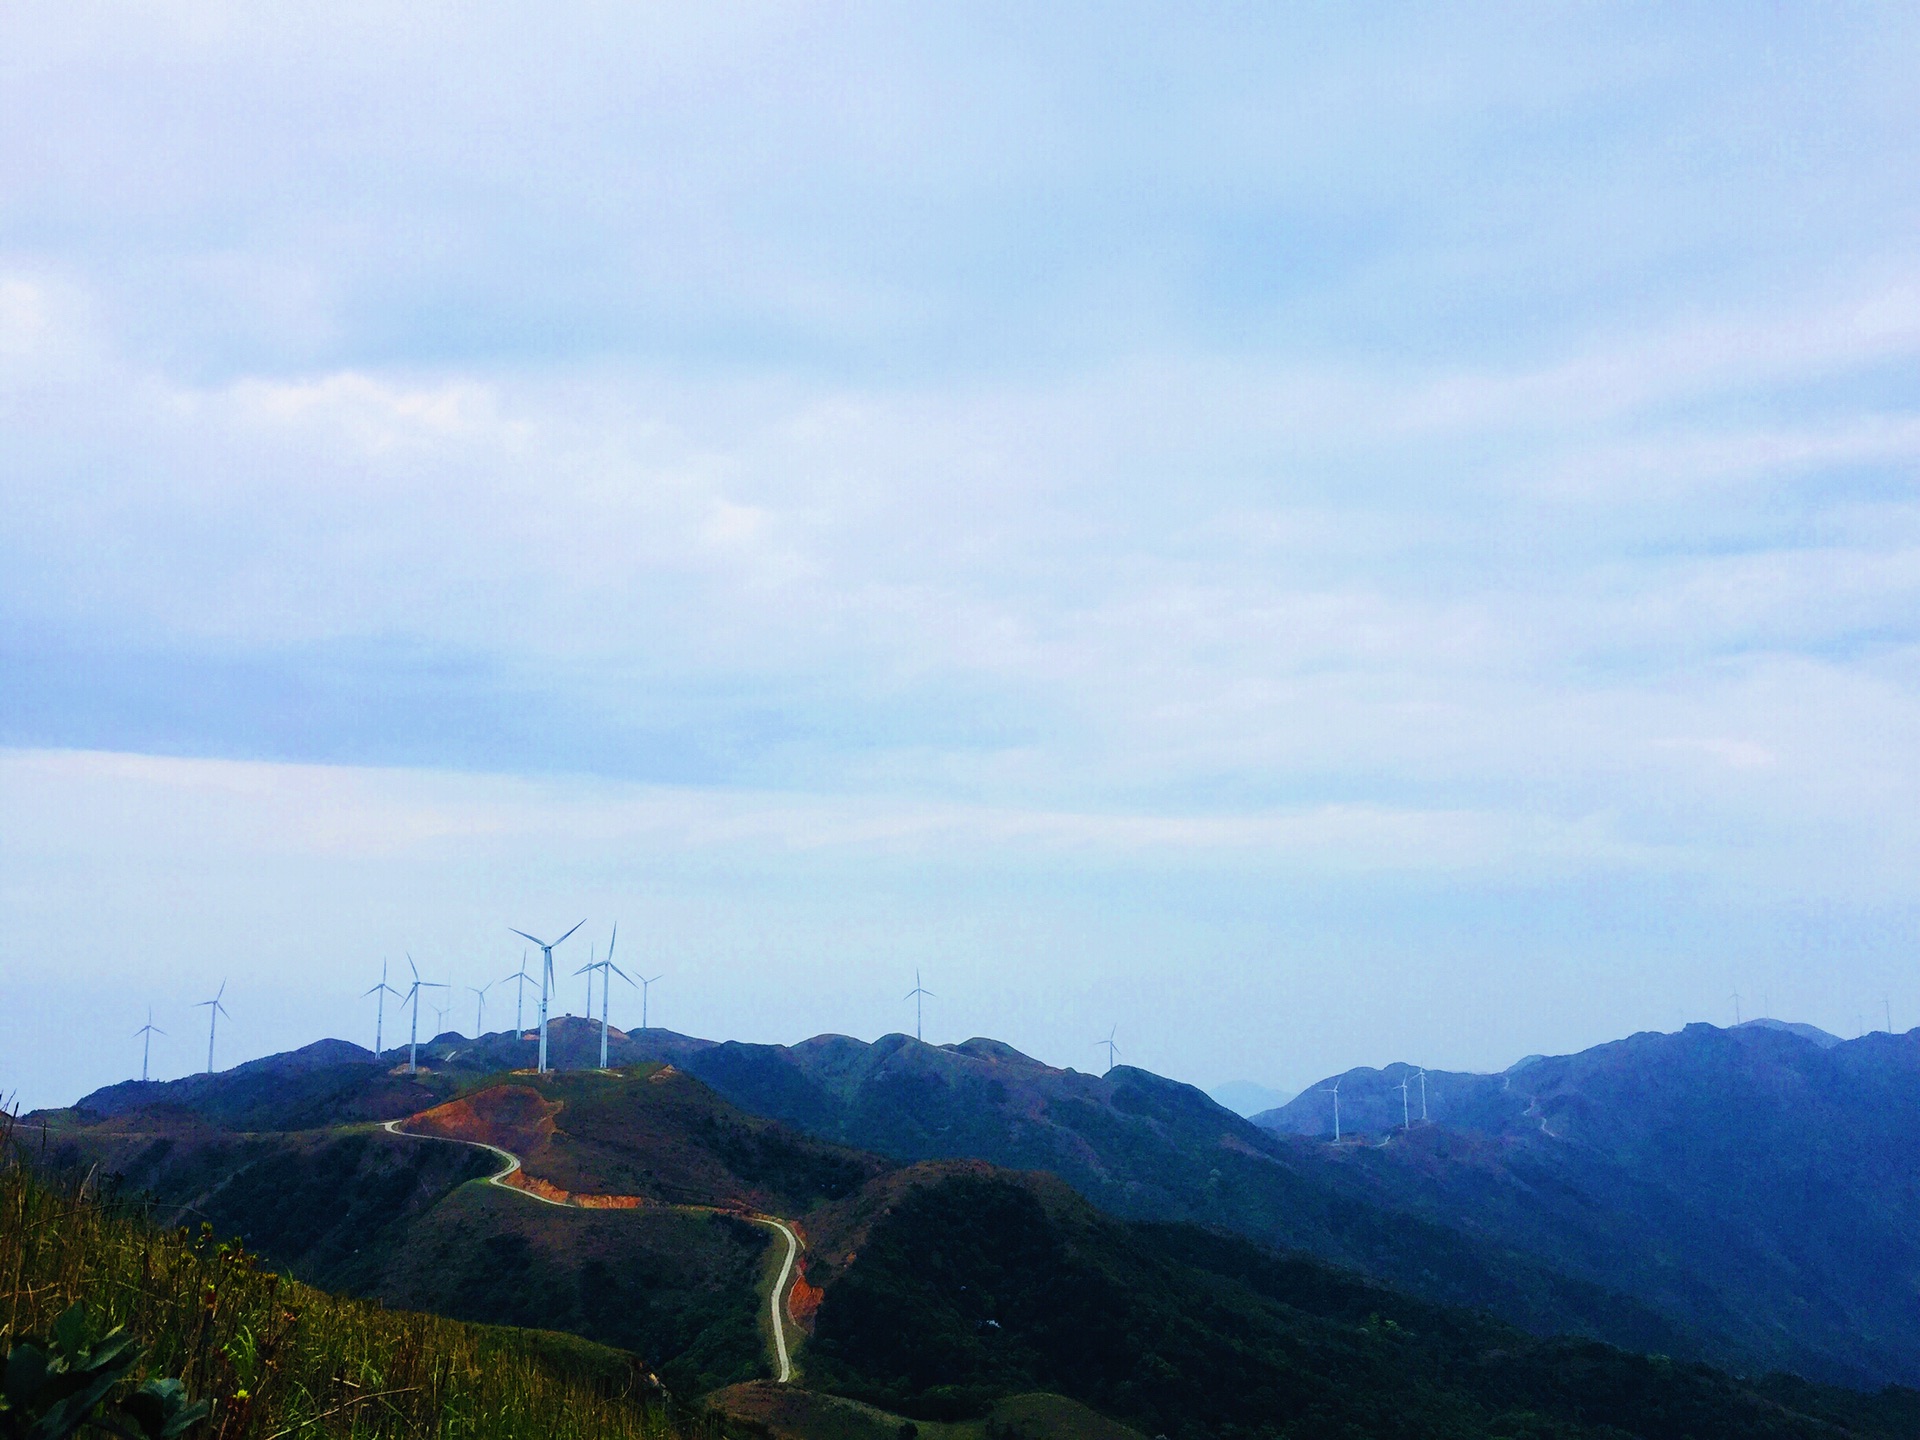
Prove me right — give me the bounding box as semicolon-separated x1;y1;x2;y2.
5;5;1920;1112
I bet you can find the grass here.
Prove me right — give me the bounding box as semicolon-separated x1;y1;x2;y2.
2;1114;707;1440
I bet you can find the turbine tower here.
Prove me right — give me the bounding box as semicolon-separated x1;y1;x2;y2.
573;923;632;1069
363;959;401;1057
1395;1074;1410;1130
134;1007;164;1083
638;973;663;1031
905;969;935;1042
467;980;495;1037
401;954;448;1075
1322;1076;1342;1142
194;982;229;1075
504;952;533;1036
1731;990;1742;1026
1094;1025;1119;1074
509;920;585;1074
1415;1068;1429;1122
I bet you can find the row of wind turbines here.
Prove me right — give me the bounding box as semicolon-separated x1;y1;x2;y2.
361;921;666;1076
141;936;1124;1085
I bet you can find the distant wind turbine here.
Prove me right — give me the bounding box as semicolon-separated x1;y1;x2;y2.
1395;1074;1410;1130
1731;991;1742;1027
1415;1068;1429;1123
363;959;402;1057
134;1006;164;1083
509;920;585;1074
575;923;633;1068
194;982;230;1075
638;973;663;1031
401;954;448;1075
467;980;495;1037
1322;1076;1342;1142
504;952;534;1036
1094;1025;1119;1074
905;969;935;1042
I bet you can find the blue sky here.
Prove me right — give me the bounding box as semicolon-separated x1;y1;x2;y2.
4;5;1920;1111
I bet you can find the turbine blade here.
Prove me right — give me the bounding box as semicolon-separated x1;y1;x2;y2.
409;953;420;981
606;922;617;962
554;918;587;947
508;928;544;947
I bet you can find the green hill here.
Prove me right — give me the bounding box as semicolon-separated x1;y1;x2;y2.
1;1116;687;1440
801;1164;1920;1440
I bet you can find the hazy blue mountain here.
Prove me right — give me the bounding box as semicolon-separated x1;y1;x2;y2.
52;1017;1920;1389
1251;1022;1920;1388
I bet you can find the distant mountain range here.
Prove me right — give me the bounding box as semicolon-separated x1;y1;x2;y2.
32;1034;1920;1439
43;1014;1920;1391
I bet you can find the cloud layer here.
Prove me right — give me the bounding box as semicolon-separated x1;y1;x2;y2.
3;5;1919;1107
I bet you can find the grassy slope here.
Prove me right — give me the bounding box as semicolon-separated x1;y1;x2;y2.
801;1167;1920;1440
0;1136;686;1440
38;1104;779;1394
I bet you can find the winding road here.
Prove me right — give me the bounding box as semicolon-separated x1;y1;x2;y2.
381;1117;801;1383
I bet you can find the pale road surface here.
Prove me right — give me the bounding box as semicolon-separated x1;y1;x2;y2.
382;1117;799;1383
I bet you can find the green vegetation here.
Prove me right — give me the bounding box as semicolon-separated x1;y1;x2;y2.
805;1170;1920;1440
3;1121;690;1439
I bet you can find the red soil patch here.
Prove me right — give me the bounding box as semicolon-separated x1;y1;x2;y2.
410;1085;559;1157
786;1264;824;1331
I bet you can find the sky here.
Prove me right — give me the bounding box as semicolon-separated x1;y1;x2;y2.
4;4;1920;1113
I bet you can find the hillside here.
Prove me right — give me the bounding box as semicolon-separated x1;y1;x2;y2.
636;1032;1698;1361
799;1163;1920;1440
1249;1023;1920;1389
2;1118;684;1440
52;1020;1920;1394
36;1064;879;1395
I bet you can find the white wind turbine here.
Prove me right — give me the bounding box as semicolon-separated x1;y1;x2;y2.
401;954;448;1075
363;959;402;1058
467;980;495;1037
134;1007;164;1083
509;921;585;1074
574;923;633;1068
905;969;935;1042
194;982;230;1075
1094;1026;1119;1074
1394;1074;1410;1130
504;952;534;1037
1322;1076;1342;1142
637;973;663;1032
1415;1068;1429;1123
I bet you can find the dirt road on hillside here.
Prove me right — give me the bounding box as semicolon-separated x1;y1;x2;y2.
381;1117;801;1382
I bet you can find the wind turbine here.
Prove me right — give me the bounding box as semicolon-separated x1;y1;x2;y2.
401;954;448;1075
134;1007;164;1083
579;943;596;1019
467;980;495;1037
509;920;585;1074
432;997;451;1037
363;959;402;1057
1394;1074;1410;1130
194;982;230;1075
1415;1068;1429;1123
574;923;632;1069
1731;991;1742;1026
905;969;934;1042
1094;1025;1119;1074
638;973;663;1031
1322;1076;1342;1142
504;952;534;1036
